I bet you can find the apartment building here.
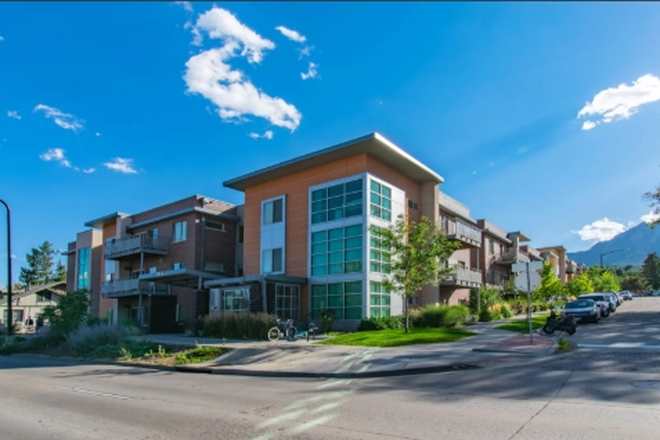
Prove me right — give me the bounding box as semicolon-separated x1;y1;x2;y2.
64;195;239;333
436;192;482;305
537;245;569;283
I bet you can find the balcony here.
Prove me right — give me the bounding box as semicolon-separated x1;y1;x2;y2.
495;249;530;265
445;220;482;247
104;235;170;260
442;267;483;287
100;278;169;299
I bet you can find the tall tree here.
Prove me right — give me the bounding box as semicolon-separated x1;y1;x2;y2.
533;262;563;300
20;241;60;287
55;260;67;282
641;252;660;290
644;182;660;228
620;271;650;293
373;215;460;332
19;267;38;290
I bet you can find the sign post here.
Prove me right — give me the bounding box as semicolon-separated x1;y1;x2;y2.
512;261;543;344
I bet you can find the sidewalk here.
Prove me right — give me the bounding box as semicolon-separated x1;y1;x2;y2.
136;314;557;378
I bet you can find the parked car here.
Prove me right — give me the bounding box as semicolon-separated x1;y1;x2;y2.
619;291;633;301
578;294;612;317
604;292;618;311
609;291;623;306
563;299;600;324
651;291;660;297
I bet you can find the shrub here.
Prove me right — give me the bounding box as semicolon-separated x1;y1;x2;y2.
85;339;160;360
501;303;513;318
507;299;525;315
174;345;224;365
469;286;503;313
200;312;278;340
40;289;90;337
407;308;423;327
357;316;403;331
479;309;503;322
318;309;338;334
67;323;130;356
417;305;470;328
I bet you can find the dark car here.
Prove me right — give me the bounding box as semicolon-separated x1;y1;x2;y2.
563;299;600;323
578;294;611;317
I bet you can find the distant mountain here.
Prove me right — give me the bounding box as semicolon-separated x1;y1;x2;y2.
567;223;660;267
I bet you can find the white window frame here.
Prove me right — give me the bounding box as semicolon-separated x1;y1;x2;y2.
262;248;283;274
173;221;187;243
262;198;284;225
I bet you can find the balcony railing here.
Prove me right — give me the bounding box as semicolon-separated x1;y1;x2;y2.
445;220;482;247
442;267;483;287
496;249;530;264
104;235;170;260
100;278;169;299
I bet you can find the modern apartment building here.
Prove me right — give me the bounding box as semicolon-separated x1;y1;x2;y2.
537;245;569;283
64;195;239;333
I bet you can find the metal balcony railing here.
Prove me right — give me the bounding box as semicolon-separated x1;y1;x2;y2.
442;267;483;286
104;235;170;260
100;278;169;298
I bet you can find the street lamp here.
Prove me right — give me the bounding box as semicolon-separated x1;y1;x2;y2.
0;199;12;337
600;249;625;267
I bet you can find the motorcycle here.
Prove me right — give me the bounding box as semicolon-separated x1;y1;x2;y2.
542;310;577;335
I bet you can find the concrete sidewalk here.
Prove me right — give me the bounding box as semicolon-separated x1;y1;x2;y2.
135;316;558;378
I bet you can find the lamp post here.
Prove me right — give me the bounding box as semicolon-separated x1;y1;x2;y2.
0;199;13;337
600;249;625;267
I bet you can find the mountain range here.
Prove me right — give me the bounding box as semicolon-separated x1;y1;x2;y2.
567;222;660;267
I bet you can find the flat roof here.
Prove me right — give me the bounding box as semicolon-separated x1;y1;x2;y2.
223;132;444;191
85;212;129;229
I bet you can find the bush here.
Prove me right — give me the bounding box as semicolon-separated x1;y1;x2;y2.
501;303;513;318
417;305;470;328
174;346;224;365
357;316;403;331
85;339;161;360
479;309;503;322
318;309;338;334
200;312;278;340
67;323;130;356
40;289;90;337
469;287;503;314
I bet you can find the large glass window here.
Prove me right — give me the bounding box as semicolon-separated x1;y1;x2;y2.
369;226;391;274
263;198;283;225
311;179;363;224
311;281;363;320
369;180;392;221
77;247;90;290
173;221;187;242
311;224;363;276
262;248;283;273
222;288;250;312
369;282;391;318
275;285;301;320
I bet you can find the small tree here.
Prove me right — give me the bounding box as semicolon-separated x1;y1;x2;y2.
641;253;660;290
374;215;460;333
533;262;563;301
564;273;594;298
39;289;90;339
20;241;60;286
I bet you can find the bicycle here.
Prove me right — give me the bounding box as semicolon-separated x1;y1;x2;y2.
267;318;297;341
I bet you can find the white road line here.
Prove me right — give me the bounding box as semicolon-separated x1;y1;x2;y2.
257;409;306;429
285;391;353;410
288;414;336;435
55;386;132;400
316;379;350;389
310;402;342;414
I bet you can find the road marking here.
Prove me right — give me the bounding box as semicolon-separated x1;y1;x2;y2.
257;410;306;429
578;343;660;350
55;386;132;400
311;402;342;413
288;414;336;435
285;391;353;410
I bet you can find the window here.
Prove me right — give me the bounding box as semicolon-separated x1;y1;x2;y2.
407;296;419;306
311;179;363;224
407;199;419;211
222;288;249;312
275;285;301;320
105;259;116;282
206;221;226;232
173;221;187;242
489;238;495;254
369;282;391;318
369;226;391;274
311;224;363;276
311;281;363;320
36;292;52;303
149;267;157;274
369;180;392;221
77;247;90;290
173;263;184;270
238;225;244;244
263;198;283;225
262;248;283;273
440;216;449;234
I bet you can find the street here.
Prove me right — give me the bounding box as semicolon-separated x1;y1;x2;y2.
1;299;659;440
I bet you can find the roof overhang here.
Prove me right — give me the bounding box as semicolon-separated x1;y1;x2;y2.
482;228;512;245
509;231;531;242
223;132;444;192
126;207;239;231
85;212;129;229
139;268;223;289
537;245;566;253
205;274;308;289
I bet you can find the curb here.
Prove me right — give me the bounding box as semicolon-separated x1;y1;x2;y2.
471;348;544;356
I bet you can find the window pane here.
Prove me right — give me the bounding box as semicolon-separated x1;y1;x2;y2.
370;205;381;217
345;192;362;205
312;212;326;224
311;254;326;265
345;281;362;294
381;186;391;198
328;184;344;197
273;199;283;223
371;250;381;261
370;193;381;205
263;202;273;224
345;249;362;261
345;224;362;237
272;248;283;272
345;204;362;217
381;198;391;209
312;200;326;212
328;197;343;209
312;285;327;297
345;261;362;273
346;294;362;307
328;295;344;307
328;263;344;274
370;295;381;306
328;251;343;263
382;295;391;305
382;307;391;317
262;250;273;272
312;297;326;308
382;210;391;221
312;266;327;276
328;228;344;240
345;307;362;319
370;181;380;193
328;240;344;251
345;237;361;249
345;179;362;193
328;208;343;221
328;283;343;295
370;308;380;318
312;242;327;254
370;262;380;272
312;231;327;243
312;188;326;201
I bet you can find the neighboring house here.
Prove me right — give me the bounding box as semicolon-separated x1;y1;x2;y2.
63;195;239;333
436;192;482;305
0;281;66;325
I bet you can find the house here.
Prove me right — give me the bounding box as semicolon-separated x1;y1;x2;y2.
0;281;66;326
63;195;239;333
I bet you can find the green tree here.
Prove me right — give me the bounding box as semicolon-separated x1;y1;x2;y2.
564;273;594;298
55;260;67;282
620;271;650;293
374;215;461;332
586;266;620;292
641;252;660;290
644;182;660;228
533;262;563;300
39;289;90;339
19;267;38;290
20;241;60;286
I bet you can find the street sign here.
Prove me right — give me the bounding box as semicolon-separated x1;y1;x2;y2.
514;271;541;292
511;261;544;345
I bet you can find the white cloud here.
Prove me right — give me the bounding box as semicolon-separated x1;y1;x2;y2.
572;217;629;242
7;110;21;120
249;130;274;140
95;132;101;137
39;148;72;168
275;26;306;43
82;167;96;174
104;157;138;174
577;74;660;130
298;45;313;59
184;7;302;131
301;62;319;80
175;1;193;12
641;211;660;224
33;104;84;132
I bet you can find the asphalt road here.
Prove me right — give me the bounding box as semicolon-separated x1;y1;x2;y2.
0;298;658;440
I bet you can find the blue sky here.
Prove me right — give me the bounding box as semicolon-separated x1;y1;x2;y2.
1;2;660;284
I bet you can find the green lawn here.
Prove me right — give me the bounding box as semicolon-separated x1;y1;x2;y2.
496;315;549;333
318;327;476;347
